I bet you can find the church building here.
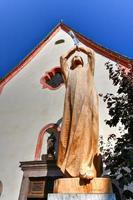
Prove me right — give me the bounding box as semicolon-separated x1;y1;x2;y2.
0;23;131;200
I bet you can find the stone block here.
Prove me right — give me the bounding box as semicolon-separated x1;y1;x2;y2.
48;193;116;200
54;177;112;193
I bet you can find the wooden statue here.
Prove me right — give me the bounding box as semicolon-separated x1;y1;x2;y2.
57;46;101;180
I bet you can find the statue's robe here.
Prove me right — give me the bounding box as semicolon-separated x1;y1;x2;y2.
57;61;100;177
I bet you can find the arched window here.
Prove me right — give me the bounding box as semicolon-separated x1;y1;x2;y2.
0;181;3;197
40;67;64;90
34;123;61;160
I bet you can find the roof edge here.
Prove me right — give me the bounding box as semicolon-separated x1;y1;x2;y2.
0;22;132;88
0;22;62;87
60;23;132;66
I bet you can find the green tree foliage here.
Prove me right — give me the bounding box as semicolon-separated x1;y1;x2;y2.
102;62;133;199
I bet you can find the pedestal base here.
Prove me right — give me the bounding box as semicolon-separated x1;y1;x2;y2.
54;178;112;193
48;193;116;200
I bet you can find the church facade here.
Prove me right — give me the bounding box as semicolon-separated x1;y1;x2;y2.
0;23;131;200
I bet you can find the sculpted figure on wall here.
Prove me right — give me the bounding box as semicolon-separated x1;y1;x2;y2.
57;46;101;180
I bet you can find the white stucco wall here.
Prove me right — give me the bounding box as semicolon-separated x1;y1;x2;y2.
0;29;118;200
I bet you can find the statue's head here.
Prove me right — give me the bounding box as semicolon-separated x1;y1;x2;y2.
71;56;84;69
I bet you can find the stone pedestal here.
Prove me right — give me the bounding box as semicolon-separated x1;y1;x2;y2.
54;177;112;193
18;160;63;200
18;160;117;200
48;193;116;200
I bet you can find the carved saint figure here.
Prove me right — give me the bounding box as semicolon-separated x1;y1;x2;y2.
57;46;100;179
47;132;56;160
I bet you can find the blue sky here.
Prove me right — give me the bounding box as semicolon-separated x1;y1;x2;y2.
0;0;133;79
